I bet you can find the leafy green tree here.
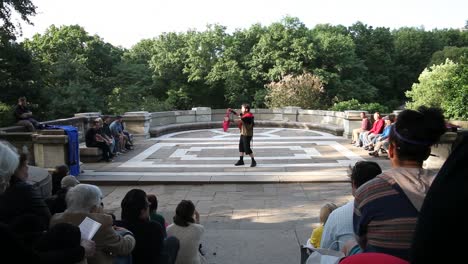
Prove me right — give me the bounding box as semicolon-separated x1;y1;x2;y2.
0;0;36;40
392;27;441;100
265;73;325;109
406;59;468;120
23;25;123;118
429;46;468;65
312;24;375;102
349;22;395;103
248;17;315;82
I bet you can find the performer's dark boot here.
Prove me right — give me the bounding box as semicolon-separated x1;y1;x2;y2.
235;160;245;166
250;158;256;167
235;156;244;166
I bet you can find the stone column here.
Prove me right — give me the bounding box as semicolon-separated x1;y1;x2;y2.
33;130;69;170
123;111;152;139
282;106;301;122
343;110;368;139
74;112;101;141
192;107;212;122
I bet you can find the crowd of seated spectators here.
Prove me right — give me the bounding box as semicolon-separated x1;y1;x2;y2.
2;104;464;264
304;106;454;264
352;112;396;158
0;139;214;264
85;116;134;163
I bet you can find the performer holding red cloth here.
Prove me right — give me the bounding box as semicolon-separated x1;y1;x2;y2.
228;104;257;167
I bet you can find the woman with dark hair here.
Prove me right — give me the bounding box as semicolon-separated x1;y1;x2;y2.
167;200;206;264
117;189;179;264
147;194;167;237
353;106;446;261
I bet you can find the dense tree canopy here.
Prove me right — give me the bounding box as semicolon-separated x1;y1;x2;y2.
406;58;468;120
1;16;468;126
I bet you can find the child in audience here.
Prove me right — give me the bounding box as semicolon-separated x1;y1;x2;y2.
309;202;338;248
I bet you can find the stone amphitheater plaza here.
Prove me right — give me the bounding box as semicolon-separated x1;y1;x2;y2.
2;107;452;264
75;108;399;264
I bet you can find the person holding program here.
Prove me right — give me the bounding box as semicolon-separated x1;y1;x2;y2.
228;104;257;167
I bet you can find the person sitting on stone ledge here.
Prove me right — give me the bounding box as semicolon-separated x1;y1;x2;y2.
85;120;114;162
50;184;136;264
351;112;371;145
102;116;118;155
110;116;130;153
365;114;395;150
353;106;446;261
14;96;43;132
116;189;179;264
356;112;384;147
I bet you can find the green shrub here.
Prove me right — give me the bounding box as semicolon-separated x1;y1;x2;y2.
330;99;390;113
0;102;15;127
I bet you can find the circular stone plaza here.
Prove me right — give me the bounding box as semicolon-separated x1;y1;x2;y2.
0;107;455;264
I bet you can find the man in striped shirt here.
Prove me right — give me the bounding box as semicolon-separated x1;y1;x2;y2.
353;107;446;261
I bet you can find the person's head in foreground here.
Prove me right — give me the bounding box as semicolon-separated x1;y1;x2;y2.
0;141;19;193
350;161;382;196
173;200;196;227
65;184;103;213
388;106;446;168
121;189;150;222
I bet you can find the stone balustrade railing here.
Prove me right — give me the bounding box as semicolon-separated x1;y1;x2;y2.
0;106;464;171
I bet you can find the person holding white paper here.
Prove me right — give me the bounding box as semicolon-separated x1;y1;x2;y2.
50;184;135;264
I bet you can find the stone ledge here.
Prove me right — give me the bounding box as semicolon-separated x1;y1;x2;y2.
149;120;344;137
79;145;103;163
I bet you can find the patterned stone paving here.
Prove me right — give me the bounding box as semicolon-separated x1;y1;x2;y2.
79;128;372;183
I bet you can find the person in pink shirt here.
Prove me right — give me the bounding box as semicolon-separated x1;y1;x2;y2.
356;112;384;147
351;112;370;145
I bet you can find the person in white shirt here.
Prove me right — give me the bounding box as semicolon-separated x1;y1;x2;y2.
320;161;382;251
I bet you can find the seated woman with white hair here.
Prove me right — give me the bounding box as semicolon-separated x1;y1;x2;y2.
0;141;94;263
50;184;136;264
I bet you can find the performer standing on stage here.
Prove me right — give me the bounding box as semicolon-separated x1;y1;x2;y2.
228;104;257;167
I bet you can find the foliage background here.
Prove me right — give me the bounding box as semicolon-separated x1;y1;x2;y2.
1;1;467;125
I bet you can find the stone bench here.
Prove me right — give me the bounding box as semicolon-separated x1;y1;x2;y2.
149;121;344;137
79;144;103;163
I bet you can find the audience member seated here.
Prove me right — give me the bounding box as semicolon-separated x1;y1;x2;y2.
46;175;80;215
110;116;129;153
366;114;395;153
167;200;206;264
0;141;94;263
51;164;69;195
410;131;468;263
116;189;179;264
356;112;384;147
148;194;168;237
320;161;381;252
85;120;114;162
308;202;337;248
351;112;371;145
0;152;51;230
14;96;42;132
102;116;117;155
353;106;446;261
121;120;134;149
50;184;135;264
